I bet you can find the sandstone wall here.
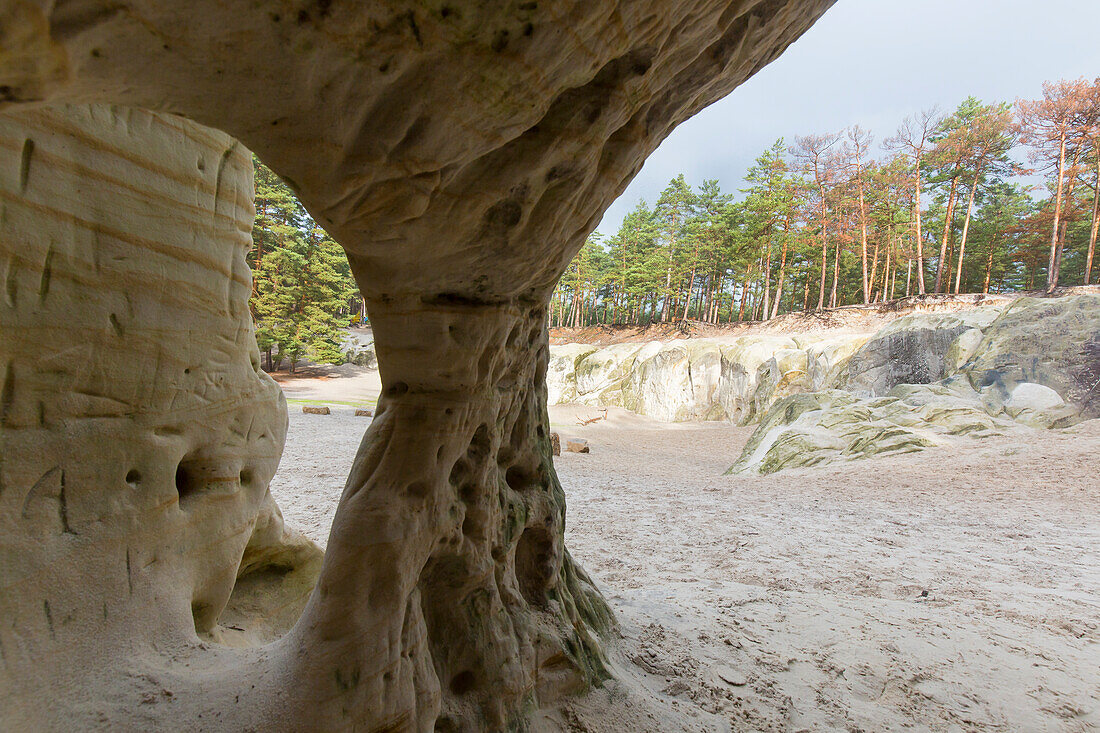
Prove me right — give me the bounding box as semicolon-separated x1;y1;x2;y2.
0;104;320;723
547;302;1014;424
731;293;1100;474
547;294;1098;435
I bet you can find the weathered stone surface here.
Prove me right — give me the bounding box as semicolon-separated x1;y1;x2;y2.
547;333;871;423
0;104;321;718
730;384;1007;475
0;1;835;730
843;308;1005;397
731;294;1100;474
340;329;376;368
963;295;1100;419
1004;382;1065;414
546;295;1099;428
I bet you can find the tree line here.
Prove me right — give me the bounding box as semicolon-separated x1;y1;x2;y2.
249;157;364;371
551;78;1100;328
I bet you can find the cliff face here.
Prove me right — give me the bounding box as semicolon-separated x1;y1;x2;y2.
548;293;1099;473
0;1;834;730
732;293;1100;474
547;298;1017;424
0;103;321;716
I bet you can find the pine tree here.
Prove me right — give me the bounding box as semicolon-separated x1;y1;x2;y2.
249;156;360;371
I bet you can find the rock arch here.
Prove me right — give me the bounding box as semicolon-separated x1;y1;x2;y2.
0;1;832;729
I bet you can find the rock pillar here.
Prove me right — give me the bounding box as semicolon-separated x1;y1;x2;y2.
277;297;610;729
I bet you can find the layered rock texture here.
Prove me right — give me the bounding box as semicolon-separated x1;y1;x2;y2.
0;104;323;715
732;294;1099;473
547;296;1014;423
547;293;1098;473
0;1;834;730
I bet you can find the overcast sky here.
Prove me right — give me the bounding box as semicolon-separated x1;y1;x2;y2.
595;0;1100;236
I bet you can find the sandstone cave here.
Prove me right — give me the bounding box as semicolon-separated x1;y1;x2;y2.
0;1;837;730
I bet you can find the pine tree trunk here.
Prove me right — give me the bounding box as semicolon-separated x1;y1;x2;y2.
856;167;870;303
868;238;880;302
954;169;981;294
770;232;789;320
1087;155;1100;285
1047;132;1068;293
983;235;996;294
761;240;773;320
738;265;752;322
681;267;697;320
1054;149;1081;289
817;183;829;310
830;239;841;309
935;176;959;293
914;155;926;294
885;245;894;301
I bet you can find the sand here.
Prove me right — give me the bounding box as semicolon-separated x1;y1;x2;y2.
270;375;1100;732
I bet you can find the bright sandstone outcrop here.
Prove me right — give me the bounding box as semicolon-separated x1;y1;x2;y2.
0;1;835;730
731;293;1100;474
546;299;1019;424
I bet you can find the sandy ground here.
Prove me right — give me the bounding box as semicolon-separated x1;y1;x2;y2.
269;376;1100;732
271;363;382;406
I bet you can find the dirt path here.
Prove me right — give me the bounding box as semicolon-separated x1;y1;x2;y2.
270;399;1100;731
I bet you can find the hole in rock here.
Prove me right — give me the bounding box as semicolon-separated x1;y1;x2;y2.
449;670;476;695
514;525;555;607
175;462;198;504
406;480;431;499
505;465;534;492
448;457;469;486
174;454;242;510
467;424;491;461
125;469;141;485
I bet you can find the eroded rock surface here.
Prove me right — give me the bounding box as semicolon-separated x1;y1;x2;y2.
0;105;320;718
964;294;1100;419
729;384;1007;474
549;335;861;422
731;294;1100;473
842;309;1002;397
0;1;836;730
547;302;1015;424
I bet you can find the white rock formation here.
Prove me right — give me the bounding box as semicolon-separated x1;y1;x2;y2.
731;294;1099;473
546;298;1092;426
548;335;861;423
